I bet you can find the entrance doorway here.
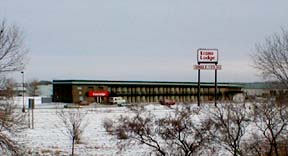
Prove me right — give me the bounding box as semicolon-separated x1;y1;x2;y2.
95;96;103;104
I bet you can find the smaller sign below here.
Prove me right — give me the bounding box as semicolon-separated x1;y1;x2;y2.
193;64;222;70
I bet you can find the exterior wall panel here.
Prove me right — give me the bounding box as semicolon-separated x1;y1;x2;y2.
53;80;243;104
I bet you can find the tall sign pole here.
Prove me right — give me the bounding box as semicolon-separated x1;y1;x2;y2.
197;62;201;106
21;71;25;113
194;49;221;106
215;62;218;106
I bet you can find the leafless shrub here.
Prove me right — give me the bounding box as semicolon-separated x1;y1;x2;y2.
115;125;128;140
242;134;264;156
103;118;113;134
110;105;214;156
26;79;39;96
210;103;250;156
107;101;288;156
246;136;288;156
278;140;288;156
250;102;288;156
0;79;26;155
56;109;88;156
157;106;213;156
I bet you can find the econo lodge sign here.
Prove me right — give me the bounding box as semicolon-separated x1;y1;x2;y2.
194;48;220;106
197;49;218;63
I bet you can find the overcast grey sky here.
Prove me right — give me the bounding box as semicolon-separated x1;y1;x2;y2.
1;0;288;82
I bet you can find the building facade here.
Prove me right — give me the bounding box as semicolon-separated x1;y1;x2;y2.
53;80;243;104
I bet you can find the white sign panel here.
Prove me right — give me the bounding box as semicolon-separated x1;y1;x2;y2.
193;64;222;70
197;49;218;63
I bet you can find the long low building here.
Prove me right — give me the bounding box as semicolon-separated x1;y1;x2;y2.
52;80;243;104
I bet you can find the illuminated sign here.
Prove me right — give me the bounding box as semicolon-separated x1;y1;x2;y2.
88;91;110;97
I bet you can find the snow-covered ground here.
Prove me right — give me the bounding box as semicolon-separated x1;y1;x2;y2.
16;103;178;156
12;102;262;156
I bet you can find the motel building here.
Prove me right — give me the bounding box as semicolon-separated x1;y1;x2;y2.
53;80;242;104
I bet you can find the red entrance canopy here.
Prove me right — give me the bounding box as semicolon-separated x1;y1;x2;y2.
88;91;110;97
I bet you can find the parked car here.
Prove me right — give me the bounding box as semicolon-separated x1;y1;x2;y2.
109;97;127;105
159;99;176;106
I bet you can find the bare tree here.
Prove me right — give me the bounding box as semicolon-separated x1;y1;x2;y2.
0;18;28;155
26;79;39;96
244;134;265;156
253;28;288;87
56;109;88;156
0;78;26;155
252;28;288;156
108;106;214;156
0;78;14;98
113;106;166;155
251;101;288;156
0;20;28;73
210;103;250;156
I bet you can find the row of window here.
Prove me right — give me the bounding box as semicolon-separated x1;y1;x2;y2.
109;87;219;95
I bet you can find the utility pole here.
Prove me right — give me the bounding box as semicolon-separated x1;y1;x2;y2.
21;71;25;113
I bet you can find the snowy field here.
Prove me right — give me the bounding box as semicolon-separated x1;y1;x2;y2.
15;103;182;156
11;101;265;156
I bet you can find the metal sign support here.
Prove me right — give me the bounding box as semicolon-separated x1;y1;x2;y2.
197;64;218;106
195;48;220;107
197;63;201;106
214;62;218;106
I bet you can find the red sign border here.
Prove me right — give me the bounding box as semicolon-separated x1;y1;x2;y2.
197;48;219;64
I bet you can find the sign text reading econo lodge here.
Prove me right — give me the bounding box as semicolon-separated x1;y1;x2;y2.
197;49;218;63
